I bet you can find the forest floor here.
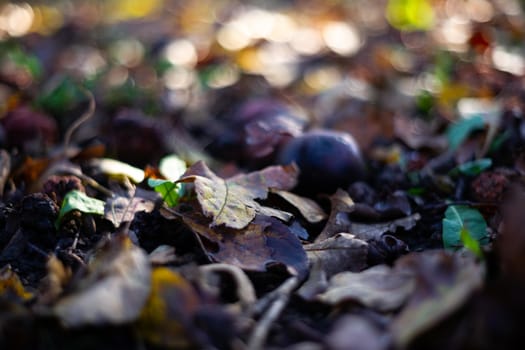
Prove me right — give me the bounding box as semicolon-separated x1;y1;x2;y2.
1;1;525;349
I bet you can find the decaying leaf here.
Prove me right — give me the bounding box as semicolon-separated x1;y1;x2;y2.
136;267;200;348
271;189;327;223
184;211;308;279
351;213;421;241
104;189;157;227
304;233;368;278
316;189;355;242
178;161;298;229
390;251;484;348
317;264;414;312
53;235;151;327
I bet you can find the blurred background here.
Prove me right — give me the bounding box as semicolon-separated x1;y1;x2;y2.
0;0;524;166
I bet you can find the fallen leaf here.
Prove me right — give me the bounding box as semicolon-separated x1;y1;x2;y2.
351;213;421;241
91;158;145;183
183;211;308;279
147;178;184;207
136;267;200;348
318;264;414;312
0;265;33;301
53;235;151;327
271;189;327;223
56;190;105;226
304;233;368;278
390;251;484;348
104;191;157;227
179;161;298;229
442;205;488;255
316;189;355;242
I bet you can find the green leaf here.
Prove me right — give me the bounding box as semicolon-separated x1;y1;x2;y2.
57;190;105;227
457;158;492;176
446;116;485;151
37;76;85;115
147;179;184;207
442;205;488;256
460;227;483;259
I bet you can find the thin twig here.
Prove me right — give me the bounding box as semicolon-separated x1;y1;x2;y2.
247;276;300;350
63;87;95;152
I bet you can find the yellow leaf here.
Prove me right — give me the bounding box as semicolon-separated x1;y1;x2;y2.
137;267;200;348
0;265;33;301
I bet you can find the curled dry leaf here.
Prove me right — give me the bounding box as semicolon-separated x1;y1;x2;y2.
178;161;298;229
183;211;308;280
53;235;151;327
317;264;414;312
271;189;327;223
351;213;421;241
304;233;368;278
391;250;484;348
316;189;355;242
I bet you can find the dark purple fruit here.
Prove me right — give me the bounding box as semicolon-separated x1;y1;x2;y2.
277;130;366;194
110;109;168;167
1;106;57;154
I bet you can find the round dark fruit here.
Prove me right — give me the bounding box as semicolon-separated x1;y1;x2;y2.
2;105;57;154
277;130;366;194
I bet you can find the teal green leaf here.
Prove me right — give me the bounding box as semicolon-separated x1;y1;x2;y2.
442;205;488;256
57;190;105;227
147;179;184;207
446;116;484;151
457;158;492;176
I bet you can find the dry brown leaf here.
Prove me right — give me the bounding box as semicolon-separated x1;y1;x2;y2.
304;233;368;278
184;211;308;279
317;264;414;312
351;213;421;241
316;189;355;242
104;190;158;227
53;235;151;327
271;189;327;223
391;251;484;348
136;267;200;348
179;161;298;229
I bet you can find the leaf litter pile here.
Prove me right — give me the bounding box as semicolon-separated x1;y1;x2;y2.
1;1;525;349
